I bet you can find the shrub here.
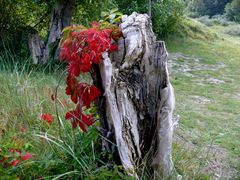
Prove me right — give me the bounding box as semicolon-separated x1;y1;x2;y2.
152;0;185;38
225;0;240;23
116;0;185;38
211;15;235;26
224;25;240;36
196;16;214;26
196;15;235;27
187;0;231;17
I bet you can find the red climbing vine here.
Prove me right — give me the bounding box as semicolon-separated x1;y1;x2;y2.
59;20;122;132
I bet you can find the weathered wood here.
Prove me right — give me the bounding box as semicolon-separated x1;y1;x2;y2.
28;32;48;64
28;0;74;64
96;12;176;178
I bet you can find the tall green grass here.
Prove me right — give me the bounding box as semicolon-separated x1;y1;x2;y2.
0;49;131;179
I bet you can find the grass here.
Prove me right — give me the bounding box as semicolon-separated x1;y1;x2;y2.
0;20;240;178
0;57;129;178
166;21;240;178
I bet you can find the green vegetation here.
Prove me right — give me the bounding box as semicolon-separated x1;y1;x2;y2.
0;0;240;178
175;18;217;39
1;0;184;65
187;0;240;23
117;0;184;38
224;24;240;36
187;0;231;17
225;0;240;22
0;55;130;178
1;19;239;179
165;22;240;178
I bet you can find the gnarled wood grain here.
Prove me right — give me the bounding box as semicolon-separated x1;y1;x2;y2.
95;12;176;178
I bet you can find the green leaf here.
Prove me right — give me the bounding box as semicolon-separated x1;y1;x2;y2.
110;8;118;14
101;11;108;17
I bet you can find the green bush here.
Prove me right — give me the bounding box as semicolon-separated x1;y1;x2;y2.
225;0;240;23
116;0;185;38
187;0;231;17
196;15;235;27
152;0;185;38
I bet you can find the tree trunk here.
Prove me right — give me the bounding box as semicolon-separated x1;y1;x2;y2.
148;0;152;18
28;0;74;64
94;12;176;178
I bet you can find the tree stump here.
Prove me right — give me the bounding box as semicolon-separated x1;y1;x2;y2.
94;12;176;178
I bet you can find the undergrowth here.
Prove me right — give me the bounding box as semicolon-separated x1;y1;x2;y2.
174;17;217;40
0;50;130;179
0;48;209;179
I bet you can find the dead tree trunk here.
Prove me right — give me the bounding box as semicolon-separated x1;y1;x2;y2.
94;12;176;178
28;0;74;64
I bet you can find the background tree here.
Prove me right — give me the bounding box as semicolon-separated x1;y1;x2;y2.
188;0;231;17
0;0;114;64
28;0;75;64
0;0;49;58
225;0;240;22
116;0;184;38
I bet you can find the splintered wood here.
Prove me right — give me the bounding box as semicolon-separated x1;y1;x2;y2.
95;12;176;178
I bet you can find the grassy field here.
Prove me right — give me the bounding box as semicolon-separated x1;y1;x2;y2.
0;21;239;179
166;23;240;179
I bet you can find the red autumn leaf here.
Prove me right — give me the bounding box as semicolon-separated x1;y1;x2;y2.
79;53;91;73
109;44;118;52
102;29;112;37
86;29;97;43
59;22;123;132
9;148;22;154
51;94;56;101
21;152;33;161
65;109;94;131
111;28;123;41
68;61;80;77
78;83;100;108
10;159;19;167
66;75;78;103
40;114;54;124
59;40;73;62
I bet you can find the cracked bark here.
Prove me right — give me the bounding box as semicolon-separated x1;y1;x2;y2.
28;0;74;64
94;12;176;178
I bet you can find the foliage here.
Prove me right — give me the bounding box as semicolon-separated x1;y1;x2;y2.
115;0;146;14
172;18;217;40
59;12;122;131
0;56;130;178
0;148;32;167
151;0;185;38
0;0;50;62
116;0;185;38
73;0;116;26
1;18;240;178
0;0;116;64
196;15;235;27
187;0;231;17
225;0;240;22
